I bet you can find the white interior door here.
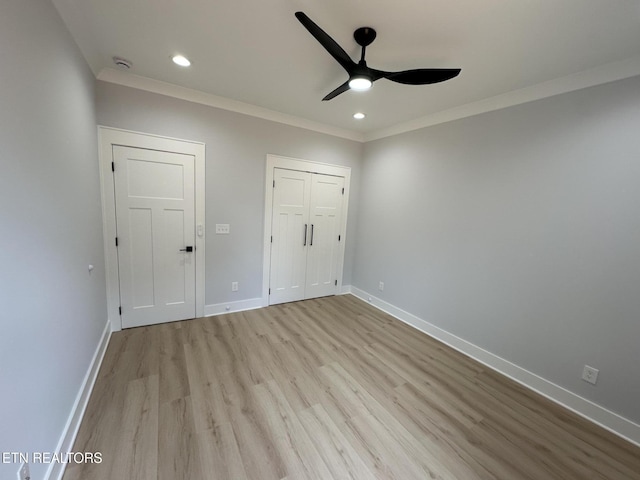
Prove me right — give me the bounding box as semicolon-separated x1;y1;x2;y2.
269;168;311;304
305;174;344;299
113;145;196;328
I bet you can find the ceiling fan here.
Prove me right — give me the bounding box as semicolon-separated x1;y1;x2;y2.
295;11;461;101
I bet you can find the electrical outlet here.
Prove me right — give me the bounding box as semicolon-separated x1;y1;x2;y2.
582;365;599;385
17;462;30;480
215;224;230;234
231;281;238;292
378;281;384;291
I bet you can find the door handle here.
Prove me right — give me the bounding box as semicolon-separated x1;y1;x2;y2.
310;224;314;246
180;246;194;252
303;224;308;246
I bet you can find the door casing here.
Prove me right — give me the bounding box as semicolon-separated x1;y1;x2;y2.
263;154;351;306
99;127;206;331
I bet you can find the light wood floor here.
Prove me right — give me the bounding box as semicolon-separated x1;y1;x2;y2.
64;295;640;480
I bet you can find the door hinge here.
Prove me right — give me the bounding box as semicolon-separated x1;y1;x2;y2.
269;288;271;295
115;237;118;247
273;180;275;188
342;187;344;194
111;162;115;172
338;234;341;242
270;235;273;243
335;280;338;286
119;306;122;315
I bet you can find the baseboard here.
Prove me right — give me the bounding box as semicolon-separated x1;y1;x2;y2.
348;286;640;447
204;297;264;317
46;320;112;480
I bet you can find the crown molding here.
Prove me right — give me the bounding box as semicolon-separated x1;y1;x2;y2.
365;55;640;142
97;68;365;143
98;55;640;145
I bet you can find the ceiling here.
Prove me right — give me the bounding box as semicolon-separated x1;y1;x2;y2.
52;0;640;139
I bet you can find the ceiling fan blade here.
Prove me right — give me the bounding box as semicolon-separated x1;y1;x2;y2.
376;68;461;85
322;81;351;101
295;12;355;74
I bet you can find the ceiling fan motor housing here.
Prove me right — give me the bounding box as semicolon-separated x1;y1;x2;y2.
354;27;377;47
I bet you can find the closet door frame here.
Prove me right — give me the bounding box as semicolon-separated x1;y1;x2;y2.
262;154;351;306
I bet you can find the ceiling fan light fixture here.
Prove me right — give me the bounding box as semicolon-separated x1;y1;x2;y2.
348;76;372;91
172;55;191;67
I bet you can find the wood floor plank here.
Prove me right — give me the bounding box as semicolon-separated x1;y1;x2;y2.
197;423;249;480
320;362;464;479
342;411;437;480
214;368;288;480
158;324;190;403
255;304;295;344
158;397;203;480
298;404;377;480
110;375;159;480
184;342;224;430
384;383;504;480
124;326;160;379
269;341;325;412
253;380;334;480
65;295;640;480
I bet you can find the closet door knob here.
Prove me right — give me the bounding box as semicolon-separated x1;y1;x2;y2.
310;224;314;246
303;224;308;246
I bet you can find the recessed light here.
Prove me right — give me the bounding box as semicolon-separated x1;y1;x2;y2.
172;55;191;67
353;112;366;120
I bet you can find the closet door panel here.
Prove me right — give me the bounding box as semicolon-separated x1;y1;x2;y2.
269;169;311;304
305;174;345;299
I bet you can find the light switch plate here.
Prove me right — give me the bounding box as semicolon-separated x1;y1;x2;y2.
215;224;230;234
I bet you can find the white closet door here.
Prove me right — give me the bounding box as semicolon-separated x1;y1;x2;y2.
269;168;311;304
305;174;344;299
113;146;196;328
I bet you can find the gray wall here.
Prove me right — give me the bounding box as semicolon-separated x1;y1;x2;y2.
0;1;107;478
96;82;363;306
355;75;640;423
